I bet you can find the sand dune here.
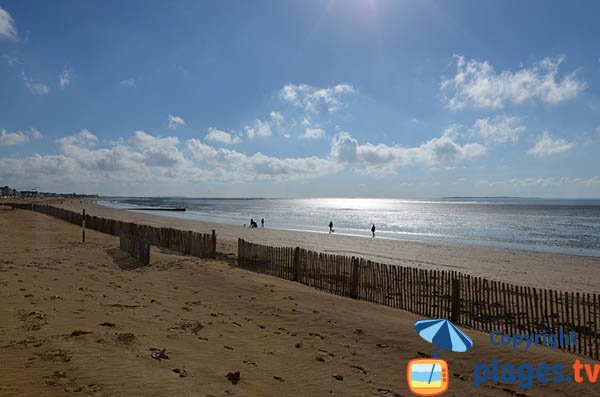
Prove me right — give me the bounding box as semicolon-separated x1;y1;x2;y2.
0;206;598;396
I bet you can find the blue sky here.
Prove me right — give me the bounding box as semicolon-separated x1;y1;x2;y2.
1;0;599;198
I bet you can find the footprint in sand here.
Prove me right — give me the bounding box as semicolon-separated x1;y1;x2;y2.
44;370;101;394
349;365;367;375
18;309;47;331
171;368;188;378
36;349;71;363
116;332;136;345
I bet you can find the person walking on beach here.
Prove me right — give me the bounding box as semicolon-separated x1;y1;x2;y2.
329;221;334;234
371;224;376;238
261;218;264;228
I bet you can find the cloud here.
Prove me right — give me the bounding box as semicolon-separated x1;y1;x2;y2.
1;129;340;185
128;130;187;167
120;78;135;88
0;124;490;189
245;119;272;139
0;128;44;146
0;130;28;146
187;138;340;182
167;115;186;130
301;127;326;140
270;111;284;126
442;55;586;110
205;128;242;145
505;176;600;188
471;115;526;144
0;6;18;41
59;67;73;88
280;83;356;113
57;129;99;147
528;131;574;157
330;130;485;171
21;72;50;95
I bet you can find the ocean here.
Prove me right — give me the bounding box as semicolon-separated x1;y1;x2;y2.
98;197;600;257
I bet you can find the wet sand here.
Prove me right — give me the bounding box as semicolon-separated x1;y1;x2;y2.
0;206;598;396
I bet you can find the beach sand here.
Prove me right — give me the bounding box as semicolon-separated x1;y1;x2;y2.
56;199;600;293
0;205;598;396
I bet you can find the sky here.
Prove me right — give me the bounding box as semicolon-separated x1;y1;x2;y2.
1;0;599;198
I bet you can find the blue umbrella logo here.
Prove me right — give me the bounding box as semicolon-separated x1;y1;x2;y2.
415;319;473;353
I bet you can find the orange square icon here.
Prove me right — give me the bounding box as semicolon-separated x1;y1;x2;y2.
406;358;449;396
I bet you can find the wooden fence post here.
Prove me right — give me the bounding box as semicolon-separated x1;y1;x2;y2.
451;277;461;323
292;247;301;282
211;229;216;258
82;209;86;243
350;257;359;299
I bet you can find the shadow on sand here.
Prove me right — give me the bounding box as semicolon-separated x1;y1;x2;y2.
106;247;148;271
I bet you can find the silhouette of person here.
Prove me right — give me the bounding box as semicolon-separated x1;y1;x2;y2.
261;218;264;228
329;221;334;234
250;218;256;228
371;224;376;238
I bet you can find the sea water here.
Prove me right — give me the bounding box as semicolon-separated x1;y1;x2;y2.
98;197;600;257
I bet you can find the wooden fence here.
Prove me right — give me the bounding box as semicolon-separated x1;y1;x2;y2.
119;225;151;265
8;203;217;259
238;238;600;360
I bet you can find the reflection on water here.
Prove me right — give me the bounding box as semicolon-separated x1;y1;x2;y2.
98;197;600;257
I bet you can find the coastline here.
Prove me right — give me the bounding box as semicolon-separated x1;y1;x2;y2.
1;203;598;396
54;198;600;293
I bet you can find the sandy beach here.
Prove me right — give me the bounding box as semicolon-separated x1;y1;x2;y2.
0;204;598;396
54;199;600;294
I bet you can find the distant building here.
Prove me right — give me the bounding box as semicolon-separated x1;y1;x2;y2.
20;190;39;198
1;185;18;198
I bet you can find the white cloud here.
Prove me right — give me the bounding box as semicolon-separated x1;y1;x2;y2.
0;130;28;146
128;130;187;167
0;128;44;146
505;176;600;188
1;129;340;186
301;127;326;140
245;119;272;139
280;83;356;113
167;115;186;130
412;132;486;165
21;72;50;95
411;118;420;124
57;129;99;147
0;6;18;40
270;111;284;126
59;67;72;88
330;130;485;171
0;125;490;190
528;131;574;157
442;55;586;110
120;78;135;88
471;115;526;144
205;128;242;145
29;128;43;140
187;138;340;182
